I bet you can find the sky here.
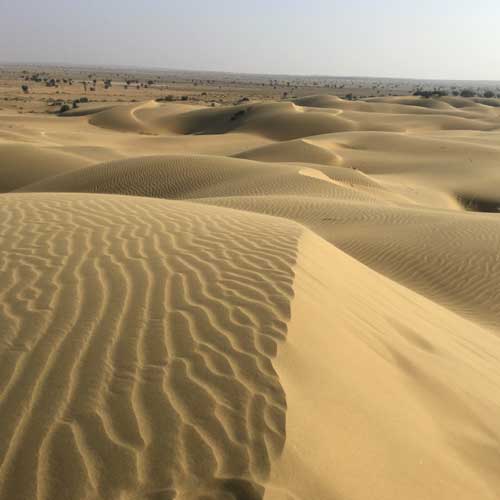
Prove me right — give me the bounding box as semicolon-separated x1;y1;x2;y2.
1;0;500;81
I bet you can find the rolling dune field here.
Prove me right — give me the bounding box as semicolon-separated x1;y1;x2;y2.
1;94;500;499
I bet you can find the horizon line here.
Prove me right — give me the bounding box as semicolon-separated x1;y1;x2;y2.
2;60;500;85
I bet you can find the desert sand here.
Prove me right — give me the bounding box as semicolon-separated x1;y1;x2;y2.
1;81;500;500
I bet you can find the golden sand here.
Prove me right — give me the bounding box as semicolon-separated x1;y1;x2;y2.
1;94;500;499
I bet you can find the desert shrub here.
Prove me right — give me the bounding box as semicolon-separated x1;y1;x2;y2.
483;90;495;98
181;96;189;101
460;89;476;98
414;88;448;98
79;97;89;103
156;95;175;102
21;84;29;93
59;104;70;113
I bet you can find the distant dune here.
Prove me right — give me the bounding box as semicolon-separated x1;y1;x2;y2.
1;94;500;500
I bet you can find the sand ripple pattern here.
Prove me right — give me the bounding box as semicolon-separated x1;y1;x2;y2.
0;193;301;500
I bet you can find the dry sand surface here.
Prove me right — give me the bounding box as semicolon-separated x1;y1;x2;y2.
1;89;500;500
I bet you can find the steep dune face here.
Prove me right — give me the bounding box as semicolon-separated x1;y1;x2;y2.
271;231;500;500
2;94;500;500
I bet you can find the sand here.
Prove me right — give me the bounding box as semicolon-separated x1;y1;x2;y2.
1;92;500;500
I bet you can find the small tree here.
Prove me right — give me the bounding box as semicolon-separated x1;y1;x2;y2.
483;90;495;98
21;84;29;94
460;89;476;98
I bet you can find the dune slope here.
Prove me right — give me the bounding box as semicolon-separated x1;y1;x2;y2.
270;231;500;500
0;193;301;500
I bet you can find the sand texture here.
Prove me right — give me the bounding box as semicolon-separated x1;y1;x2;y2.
1;94;500;499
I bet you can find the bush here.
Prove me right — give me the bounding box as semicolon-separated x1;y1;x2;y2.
156;95;175;102
460;89;476;98
413;88;448;98
483;90;495;98
59;104;70;113
79;97;89;103
21;84;29;94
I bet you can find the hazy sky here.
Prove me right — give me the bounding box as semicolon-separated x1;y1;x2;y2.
1;0;500;80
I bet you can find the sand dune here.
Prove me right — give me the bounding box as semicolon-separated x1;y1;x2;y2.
271;231;500;500
234;138;342;165
0;143;92;192
70;96;500;140
2;94;500;499
0;193;300;500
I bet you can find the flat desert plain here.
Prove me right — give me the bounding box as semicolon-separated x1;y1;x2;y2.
1;71;500;500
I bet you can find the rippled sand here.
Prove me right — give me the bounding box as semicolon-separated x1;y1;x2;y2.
1;95;500;499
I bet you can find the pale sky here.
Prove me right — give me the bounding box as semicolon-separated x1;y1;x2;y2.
1;0;500;80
